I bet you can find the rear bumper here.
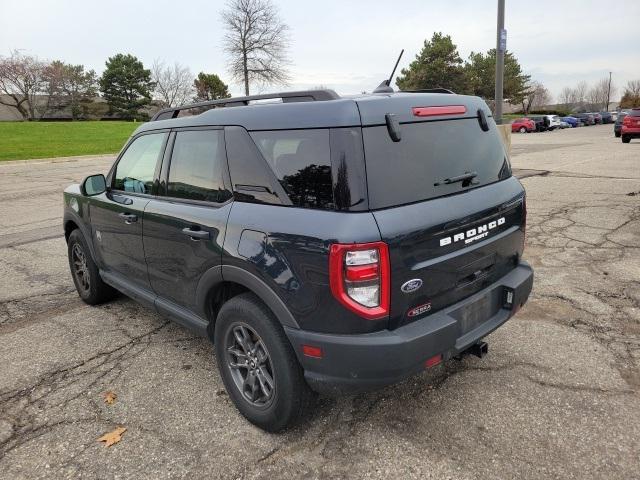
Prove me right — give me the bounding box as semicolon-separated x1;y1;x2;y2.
621;127;640;137
285;261;534;395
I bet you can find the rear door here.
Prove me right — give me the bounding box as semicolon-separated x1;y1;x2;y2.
143;127;232;312
357;94;526;330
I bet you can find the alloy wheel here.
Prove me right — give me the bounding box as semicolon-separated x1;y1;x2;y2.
71;243;90;293
225;322;275;407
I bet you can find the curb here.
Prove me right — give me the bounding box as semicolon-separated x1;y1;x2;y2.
0;154;116;166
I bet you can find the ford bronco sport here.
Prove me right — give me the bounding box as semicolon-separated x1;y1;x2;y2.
63;88;533;431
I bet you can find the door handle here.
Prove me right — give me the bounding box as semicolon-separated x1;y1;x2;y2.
118;212;138;224
112;194;133;205
181;227;210;240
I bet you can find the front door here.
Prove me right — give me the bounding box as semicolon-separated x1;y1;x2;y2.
143;128;232;311
90;131;167;290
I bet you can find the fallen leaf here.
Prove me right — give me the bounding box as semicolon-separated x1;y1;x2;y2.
103;391;117;405
97;427;127;447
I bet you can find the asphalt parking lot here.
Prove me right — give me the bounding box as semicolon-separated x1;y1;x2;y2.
1;125;639;479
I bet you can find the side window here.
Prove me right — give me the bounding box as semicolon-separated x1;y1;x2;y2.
114;133;165;194
249;129;333;209
167;129;229;203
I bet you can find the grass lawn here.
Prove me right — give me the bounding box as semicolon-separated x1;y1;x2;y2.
0;121;139;161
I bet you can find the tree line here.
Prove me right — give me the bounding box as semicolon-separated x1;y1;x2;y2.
0;50;234;121
2;0;639;122
558;79;640;111
395;32;640;114
395;32;533;110
0;0;290;121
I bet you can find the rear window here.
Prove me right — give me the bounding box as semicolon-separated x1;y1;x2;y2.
363;118;510;209
167;129;229;203
250;129;334;209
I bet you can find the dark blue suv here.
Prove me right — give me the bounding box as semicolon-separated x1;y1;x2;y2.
64;89;533;431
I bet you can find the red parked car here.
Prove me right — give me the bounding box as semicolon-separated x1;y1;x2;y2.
511;118;536;133
621;108;640;143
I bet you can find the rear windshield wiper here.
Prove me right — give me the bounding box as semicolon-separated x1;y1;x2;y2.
434;171;478;187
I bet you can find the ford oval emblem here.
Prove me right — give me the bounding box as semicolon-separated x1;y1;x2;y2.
401;278;423;293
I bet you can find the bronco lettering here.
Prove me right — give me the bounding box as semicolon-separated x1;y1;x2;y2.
439;217;506;247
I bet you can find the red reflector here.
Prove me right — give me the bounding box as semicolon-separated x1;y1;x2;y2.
425;354;443;368
413;105;467;117
302;345;323;358
345;264;379;281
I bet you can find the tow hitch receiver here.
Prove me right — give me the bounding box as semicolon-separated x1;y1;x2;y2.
469;341;488;358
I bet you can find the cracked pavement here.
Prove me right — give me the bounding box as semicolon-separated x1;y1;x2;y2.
0;125;639;479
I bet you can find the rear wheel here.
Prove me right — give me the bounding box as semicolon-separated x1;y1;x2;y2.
67;229;116;305
622;135;631;143
214;293;313;432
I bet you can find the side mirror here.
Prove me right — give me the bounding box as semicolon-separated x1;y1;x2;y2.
81;174;107;196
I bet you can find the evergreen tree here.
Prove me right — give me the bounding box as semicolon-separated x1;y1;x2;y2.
99;54;154;120
464;49;530;105
193;73;231;101
395;33;466;92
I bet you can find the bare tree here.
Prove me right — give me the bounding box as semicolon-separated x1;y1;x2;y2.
0;50;47;120
558;86;578;108
152;60;194;107
587;78;614;110
624;79;640;98
620;79;640;108
42;61;97;119
521;81;552;114
222;0;291;95
574;80;588;105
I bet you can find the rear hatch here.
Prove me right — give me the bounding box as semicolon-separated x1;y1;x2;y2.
356;93;526;330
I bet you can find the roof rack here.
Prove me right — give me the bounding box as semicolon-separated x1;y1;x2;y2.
150;89;340;121
402;88;454;94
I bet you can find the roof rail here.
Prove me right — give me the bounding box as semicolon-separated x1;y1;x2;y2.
402;88;454;94
150;89;341;121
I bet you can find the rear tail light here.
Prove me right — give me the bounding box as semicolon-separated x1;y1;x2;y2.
623;115;633;126
329;242;390;320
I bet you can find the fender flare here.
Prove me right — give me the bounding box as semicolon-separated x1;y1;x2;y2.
195;264;299;329
63;210;99;263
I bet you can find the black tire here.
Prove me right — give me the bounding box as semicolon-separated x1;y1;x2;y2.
622;135;631;143
67;229;116;305
615;131;621;138
214;293;313;432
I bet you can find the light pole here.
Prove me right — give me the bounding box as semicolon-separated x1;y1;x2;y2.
606;71;612;111
494;0;506;124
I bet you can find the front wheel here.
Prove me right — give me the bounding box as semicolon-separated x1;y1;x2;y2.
622;135;631;143
519;126;526;133
214;293;313;432
67;229;116;305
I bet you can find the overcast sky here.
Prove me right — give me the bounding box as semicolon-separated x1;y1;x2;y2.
2;0;639;101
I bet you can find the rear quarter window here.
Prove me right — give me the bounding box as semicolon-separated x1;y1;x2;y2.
250;129;334;209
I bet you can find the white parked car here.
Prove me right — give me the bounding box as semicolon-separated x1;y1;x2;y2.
543;115;562;130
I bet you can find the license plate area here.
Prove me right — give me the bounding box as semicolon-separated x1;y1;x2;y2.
450;287;502;335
